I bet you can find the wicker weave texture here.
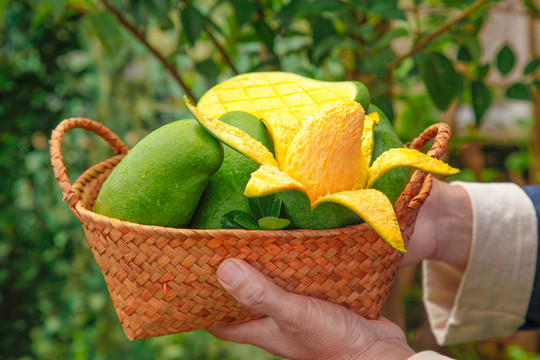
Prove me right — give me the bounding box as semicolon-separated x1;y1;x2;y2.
50;118;450;340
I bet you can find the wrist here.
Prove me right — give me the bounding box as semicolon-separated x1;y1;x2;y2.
348;339;415;360
430;181;472;271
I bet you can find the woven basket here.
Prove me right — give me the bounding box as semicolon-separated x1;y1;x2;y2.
50;117;450;340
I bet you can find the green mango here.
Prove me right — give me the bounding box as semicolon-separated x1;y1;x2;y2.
352;80;371;113
189;111;274;229
93;119;223;228
369;104;413;205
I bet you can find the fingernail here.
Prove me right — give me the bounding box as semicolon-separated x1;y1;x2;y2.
218;260;244;287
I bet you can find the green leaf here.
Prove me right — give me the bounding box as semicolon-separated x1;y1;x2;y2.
248;195;276;218
254;20;275;52
311;35;341;64
368;0;406;20
505;83;532;101
50;0;66;19
229;0;257;28
87;11;124;56
275;0;305;30
196;58;219;83
420;52;463;110
374;28;408;50
180;3;204;45
220;210;260;230
248;197;264;219
496;44;515;76
311;16;335;45
524;58;540;76
477;63;490;80
505;151;530;173
0;0;8;22
532;80;540;91
522;0;540;17
269;198;282;218
234;212;261;230
471;80;491;124
457;45;472;62
258;217;290;230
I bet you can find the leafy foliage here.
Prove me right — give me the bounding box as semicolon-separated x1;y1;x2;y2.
2;0;539;359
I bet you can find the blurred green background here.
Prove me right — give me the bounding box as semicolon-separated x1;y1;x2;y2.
1;0;540;359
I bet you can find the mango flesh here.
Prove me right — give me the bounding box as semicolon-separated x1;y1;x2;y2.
276;105;411;229
197;72;371;123
93;119;223;227
282;99;366;203
189;111;274;229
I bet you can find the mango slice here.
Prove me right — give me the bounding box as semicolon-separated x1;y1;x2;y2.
313;189;405;252
366;148;460;188
361;112;380;169
185;97;278;167
260;111;301;166
244;164;307;197
283;100;366;202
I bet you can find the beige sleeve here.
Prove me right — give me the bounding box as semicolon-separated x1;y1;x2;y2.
408;351;454;359
422;182;538;345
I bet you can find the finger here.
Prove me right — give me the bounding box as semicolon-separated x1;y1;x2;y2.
207;317;277;345
208;317;306;359
216;258;302;321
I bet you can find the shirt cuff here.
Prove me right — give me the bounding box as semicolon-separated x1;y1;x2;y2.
408;351;454;359
422;182;537;345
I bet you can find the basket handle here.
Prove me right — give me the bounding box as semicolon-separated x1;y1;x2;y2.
404;123;451;210
49;117;129;207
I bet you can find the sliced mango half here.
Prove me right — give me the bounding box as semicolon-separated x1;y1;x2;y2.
197;72;370;123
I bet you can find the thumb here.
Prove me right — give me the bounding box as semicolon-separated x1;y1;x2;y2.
216;258;297;319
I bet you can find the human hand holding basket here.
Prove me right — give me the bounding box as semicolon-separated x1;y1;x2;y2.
49;115;451;340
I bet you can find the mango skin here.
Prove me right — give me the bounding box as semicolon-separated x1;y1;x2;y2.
93;119;223;228
368;104;413;205
352;81;370;114
189;111;274;229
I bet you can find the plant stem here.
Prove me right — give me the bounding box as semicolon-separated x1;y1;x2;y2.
389;0;491;70
203;24;239;74
100;0;197;102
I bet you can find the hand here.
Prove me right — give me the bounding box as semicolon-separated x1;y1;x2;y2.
401;178;473;270
208;259;415;360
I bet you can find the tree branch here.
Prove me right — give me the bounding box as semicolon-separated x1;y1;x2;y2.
203;24;239;75
100;0;197;102
389;0;492;70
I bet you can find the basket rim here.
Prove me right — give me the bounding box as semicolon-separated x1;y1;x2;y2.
58;119;451;244
72;153;379;238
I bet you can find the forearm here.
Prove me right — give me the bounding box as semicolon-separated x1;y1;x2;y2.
422;181;538;345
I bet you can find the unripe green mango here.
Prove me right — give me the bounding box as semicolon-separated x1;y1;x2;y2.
368;104;413;205
351;81;370;114
189;111;274;229
93;119;223;227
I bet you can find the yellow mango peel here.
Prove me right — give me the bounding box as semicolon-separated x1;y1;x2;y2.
185;98;278;167
367;148;459;188
313;190;405;252
185;97;459;252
